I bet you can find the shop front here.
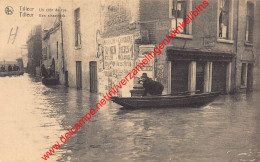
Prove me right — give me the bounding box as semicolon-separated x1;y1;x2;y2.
167;49;234;94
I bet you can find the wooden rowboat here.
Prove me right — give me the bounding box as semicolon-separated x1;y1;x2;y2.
42;77;59;85
111;92;220;108
0;71;24;77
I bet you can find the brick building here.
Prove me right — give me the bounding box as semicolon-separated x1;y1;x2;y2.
98;0;259;96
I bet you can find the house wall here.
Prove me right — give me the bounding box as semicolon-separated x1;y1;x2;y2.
60;0;100;90
235;0;259;92
98;0;145;97
254;1;260;91
27;25;42;76
138;0;240;94
42;23;66;84
101;0;140;37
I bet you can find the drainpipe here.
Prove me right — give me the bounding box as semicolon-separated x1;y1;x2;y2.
61;20;65;74
235;0;239;93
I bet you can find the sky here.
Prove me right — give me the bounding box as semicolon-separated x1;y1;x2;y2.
0;0;61;61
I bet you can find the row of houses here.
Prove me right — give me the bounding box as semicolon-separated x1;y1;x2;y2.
28;0;260;97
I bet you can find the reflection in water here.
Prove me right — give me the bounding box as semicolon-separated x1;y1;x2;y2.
0;74;259;162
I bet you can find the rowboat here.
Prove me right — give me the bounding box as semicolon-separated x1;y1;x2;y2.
42;77;59;85
111;92;220;108
0;71;24;77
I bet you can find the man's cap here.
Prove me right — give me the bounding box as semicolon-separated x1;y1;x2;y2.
141;73;148;77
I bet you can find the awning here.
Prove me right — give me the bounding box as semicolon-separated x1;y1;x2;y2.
167;49;235;62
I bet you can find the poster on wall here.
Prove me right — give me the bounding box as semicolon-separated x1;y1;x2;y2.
135;45;155;79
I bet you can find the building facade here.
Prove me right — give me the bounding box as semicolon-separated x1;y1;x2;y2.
41;0;101;90
235;0;260;92
98;0;259;97
42;0;101;90
42;20;67;85
98;0;149;97
27;25;42;76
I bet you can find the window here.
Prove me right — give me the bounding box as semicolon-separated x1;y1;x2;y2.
241;63;247;87
48;45;51;59
169;0;191;35
246;2;254;43
74;8;81;47
45;47;48;60
42;47;47;60
218;0;232;40
57;41;58;59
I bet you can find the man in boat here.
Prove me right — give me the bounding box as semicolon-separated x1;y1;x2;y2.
48;64;55;78
139;73;164;96
0;65;5;72
41;64;49;78
8;65;12;71
13;64;17;71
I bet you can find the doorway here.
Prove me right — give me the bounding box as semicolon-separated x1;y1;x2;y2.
212;62;227;93
51;58;56;76
196;62;205;93
90;61;97;93
247;63;254;92
76;61;82;89
171;61;189;94
65;71;69;87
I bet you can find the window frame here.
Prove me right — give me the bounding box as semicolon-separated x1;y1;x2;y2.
169;0;192;36
217;0;234;41
74;8;81;48
245;1;254;43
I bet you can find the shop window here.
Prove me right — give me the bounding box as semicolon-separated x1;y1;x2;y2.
169;0;191;34
218;0;232;39
246;2;254;43
74;8;81;47
241;63;247;87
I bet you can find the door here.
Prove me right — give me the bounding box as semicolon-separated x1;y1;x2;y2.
212;62;226;93
247;63;254;92
51;58;55;75
76;61;82;89
171;61;189;93
196;62;205;93
65;71;69;87
90;61;97;93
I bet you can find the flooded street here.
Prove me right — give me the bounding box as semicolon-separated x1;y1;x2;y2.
0;74;260;162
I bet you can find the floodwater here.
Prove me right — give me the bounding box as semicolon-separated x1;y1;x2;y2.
0;74;259;162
